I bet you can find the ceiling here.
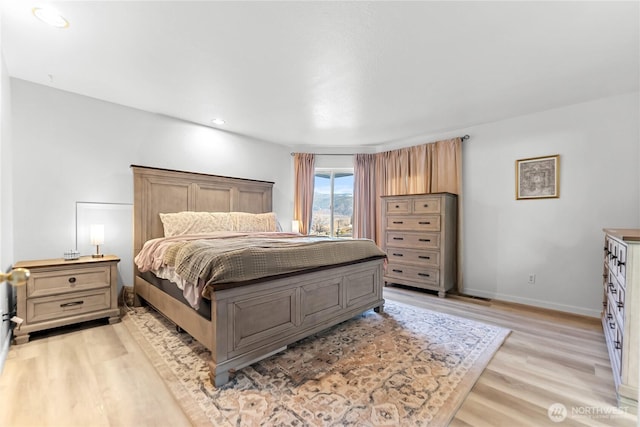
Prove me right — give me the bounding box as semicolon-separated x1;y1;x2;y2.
2;1;638;150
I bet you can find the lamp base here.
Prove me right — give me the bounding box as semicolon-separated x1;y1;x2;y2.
91;254;104;258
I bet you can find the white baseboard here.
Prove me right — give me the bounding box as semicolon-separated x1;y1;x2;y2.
461;288;601;318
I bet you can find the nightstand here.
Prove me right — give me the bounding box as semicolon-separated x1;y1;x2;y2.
12;255;121;344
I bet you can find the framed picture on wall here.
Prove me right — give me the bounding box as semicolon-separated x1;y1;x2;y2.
515;154;560;200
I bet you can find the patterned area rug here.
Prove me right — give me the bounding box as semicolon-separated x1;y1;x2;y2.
123;300;510;426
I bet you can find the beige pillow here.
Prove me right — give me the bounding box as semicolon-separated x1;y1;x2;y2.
231;212;278;232
159;211;279;236
159;211;233;237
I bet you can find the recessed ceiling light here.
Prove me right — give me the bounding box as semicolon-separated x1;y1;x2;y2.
211;118;226;126
32;7;69;29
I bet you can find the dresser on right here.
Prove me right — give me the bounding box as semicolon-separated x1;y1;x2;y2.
381;193;457;297
602;228;639;413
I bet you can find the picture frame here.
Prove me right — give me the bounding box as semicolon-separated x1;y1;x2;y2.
515;154;559;200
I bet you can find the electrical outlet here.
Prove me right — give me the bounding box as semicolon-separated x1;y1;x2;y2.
528;274;536;284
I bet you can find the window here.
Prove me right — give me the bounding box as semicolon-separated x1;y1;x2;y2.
311;169;353;238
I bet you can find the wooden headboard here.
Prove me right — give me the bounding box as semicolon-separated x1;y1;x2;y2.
131;165;274;256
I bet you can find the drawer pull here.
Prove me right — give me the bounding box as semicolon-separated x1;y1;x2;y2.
395;205;400;208
617;260;626;267
392;253;404;257
60;301;84;308
617;301;624;309
392;221;404;224
423;204;429;207
418;256;431;260
68;277;76;284
609;322;615;330
614;340;622;350
607;313;613;320
419;239;431;242
393;237;404;240
418;221;431;225
392;269;403;273
418;273;430;277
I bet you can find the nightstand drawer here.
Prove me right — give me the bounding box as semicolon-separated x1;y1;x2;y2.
27;266;110;298
26;289;111;324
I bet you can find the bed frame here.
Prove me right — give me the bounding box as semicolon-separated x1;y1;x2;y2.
132;165;385;386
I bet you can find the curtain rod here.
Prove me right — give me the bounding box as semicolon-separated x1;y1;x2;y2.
290;134;470;156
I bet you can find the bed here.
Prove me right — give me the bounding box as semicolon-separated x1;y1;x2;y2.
131;165;386;386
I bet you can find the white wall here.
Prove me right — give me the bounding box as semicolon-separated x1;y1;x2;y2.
374;92;639;316
460;92;639;317
10;79;294;291
0;11;14;374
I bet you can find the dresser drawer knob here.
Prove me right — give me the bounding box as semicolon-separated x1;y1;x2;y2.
617;301;624;309
392;269;403;273
68;277;77;284
614;340;622;350
423;204;429;207
607;313;613;320
60;301;83;308
395;205;400;208
392;221;404;224
418;222;431;225
393;237;404;240
609;322;616;329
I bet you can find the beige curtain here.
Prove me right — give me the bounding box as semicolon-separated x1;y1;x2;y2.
353;154;376;239
293;153;315;235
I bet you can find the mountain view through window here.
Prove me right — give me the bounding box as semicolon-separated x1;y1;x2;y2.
311;170;353;238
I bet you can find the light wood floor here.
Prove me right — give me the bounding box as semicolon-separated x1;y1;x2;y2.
0;287;637;427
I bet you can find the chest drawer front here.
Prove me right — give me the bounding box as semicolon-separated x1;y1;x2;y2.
385;200;410;214
386;232;440;249
386;263;439;286
386;216;441;232
386;248;440;267
26;289;111;324
27;266;110;298
412;198;441;214
615;244;627;285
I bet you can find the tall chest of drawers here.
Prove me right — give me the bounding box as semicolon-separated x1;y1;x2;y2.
12;255;121;344
602;228;639;412
381;193;457;297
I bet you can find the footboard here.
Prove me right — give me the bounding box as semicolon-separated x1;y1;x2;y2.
208;258;385;386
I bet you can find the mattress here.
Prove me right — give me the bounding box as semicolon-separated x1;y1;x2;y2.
136;231;386;309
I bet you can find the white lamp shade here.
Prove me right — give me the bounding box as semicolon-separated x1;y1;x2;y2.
292;220;300;234
90;224;105;245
